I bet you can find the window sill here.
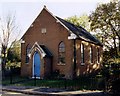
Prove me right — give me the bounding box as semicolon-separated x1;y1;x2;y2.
81;63;85;66
57;63;66;65
32;76;40;79
90;63;93;65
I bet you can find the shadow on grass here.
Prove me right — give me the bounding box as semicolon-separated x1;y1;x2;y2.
2;76;30;86
2;76;105;91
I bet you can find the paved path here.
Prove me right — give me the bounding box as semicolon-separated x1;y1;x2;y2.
2;86;110;96
2;91;26;95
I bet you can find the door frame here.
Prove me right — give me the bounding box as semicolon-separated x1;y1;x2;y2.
32;51;40;79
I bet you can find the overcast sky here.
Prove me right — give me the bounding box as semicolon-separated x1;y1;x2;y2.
0;0;111;38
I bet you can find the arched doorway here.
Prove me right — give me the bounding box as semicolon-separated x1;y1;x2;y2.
33;51;41;78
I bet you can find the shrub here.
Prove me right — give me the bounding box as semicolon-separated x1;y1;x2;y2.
111;78;120;95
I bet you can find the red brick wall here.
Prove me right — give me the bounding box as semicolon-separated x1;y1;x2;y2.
75;40;103;76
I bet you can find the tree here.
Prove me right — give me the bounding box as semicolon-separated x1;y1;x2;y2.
7;40;21;69
7;40;21;62
89;1;120;56
0;13;20;76
89;1;120;92
65;14;90;31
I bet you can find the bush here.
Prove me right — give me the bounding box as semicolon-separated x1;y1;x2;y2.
11;67;21;75
111;78;120;95
4;66;21;77
48;69;65;79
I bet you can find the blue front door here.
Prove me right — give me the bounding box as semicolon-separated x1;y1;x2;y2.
33;51;40;77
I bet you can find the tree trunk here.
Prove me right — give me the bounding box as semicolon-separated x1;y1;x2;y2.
113;37;118;57
118;37;120;52
2;46;7;78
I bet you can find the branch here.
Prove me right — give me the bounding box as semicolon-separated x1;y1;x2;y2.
9;39;17;49
104;39;113;48
105;11;120;38
109;21;120;38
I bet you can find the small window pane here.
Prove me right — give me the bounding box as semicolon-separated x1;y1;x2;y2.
41;28;46;33
26;44;31;63
58;42;65;64
97;48;100;63
81;44;84;64
90;46;93;63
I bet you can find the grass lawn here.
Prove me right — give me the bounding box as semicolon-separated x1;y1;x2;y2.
2;76;29;85
14;79;66;88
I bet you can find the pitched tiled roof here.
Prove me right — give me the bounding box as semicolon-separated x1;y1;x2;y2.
40;45;53;57
56;16;102;46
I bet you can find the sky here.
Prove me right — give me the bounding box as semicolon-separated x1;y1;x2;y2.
0;0;111;39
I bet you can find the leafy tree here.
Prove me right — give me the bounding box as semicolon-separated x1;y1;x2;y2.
0;13;20;76
89;1;120;56
7;40;21;62
65;14;90;31
89;2;120;92
6;40;21;69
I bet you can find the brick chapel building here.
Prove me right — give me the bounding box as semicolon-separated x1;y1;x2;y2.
21;6;103;79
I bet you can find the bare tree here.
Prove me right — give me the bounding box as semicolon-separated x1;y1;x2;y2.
0;13;20;76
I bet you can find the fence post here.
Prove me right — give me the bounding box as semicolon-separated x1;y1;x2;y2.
34;75;36;86
102;77;107;92
10;67;12;84
104;77;107;92
64;78;67;89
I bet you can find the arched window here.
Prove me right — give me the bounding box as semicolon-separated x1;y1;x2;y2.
90;46;93;63
58;42;65;64
97;48;100;63
26;44;31;63
81;43;84;64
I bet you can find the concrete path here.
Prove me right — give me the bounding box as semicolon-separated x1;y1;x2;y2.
2;86;110;96
2;91;27;95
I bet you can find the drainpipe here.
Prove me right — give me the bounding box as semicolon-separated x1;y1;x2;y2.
73;39;76;78
68;33;77;79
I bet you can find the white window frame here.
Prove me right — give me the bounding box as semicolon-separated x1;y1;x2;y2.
41;28;46;34
81;43;85;65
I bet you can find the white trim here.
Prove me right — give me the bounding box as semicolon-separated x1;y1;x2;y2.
32;77;40;79
28;42;46;58
68;33;77;40
20;39;25;43
43;6;72;33
32;52;35;78
57;63;66;65
81;63;85;66
90;63;93;65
